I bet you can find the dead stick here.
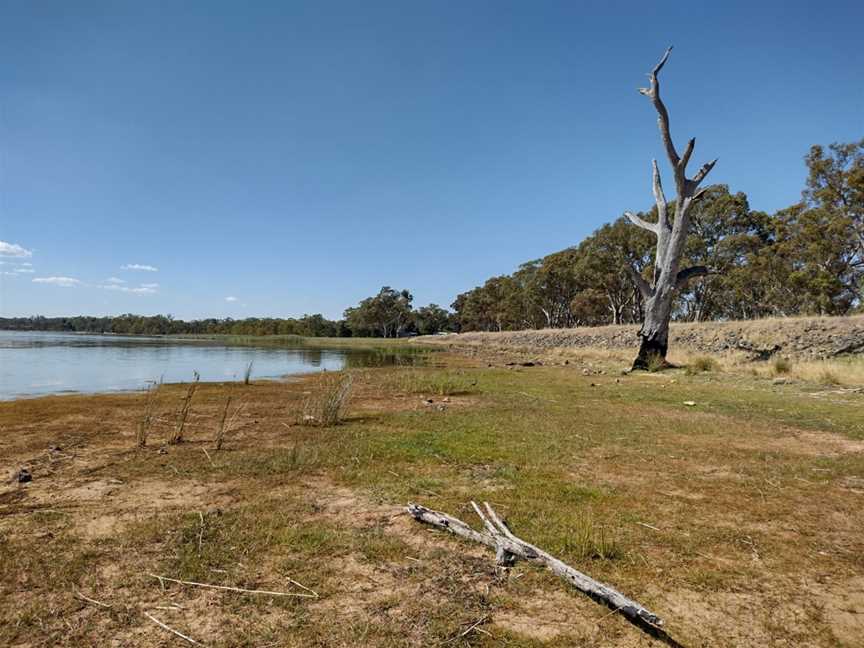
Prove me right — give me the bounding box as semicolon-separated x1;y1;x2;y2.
147;573;318;598
143;611;207;647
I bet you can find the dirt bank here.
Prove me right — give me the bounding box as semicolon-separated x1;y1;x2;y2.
422;315;864;361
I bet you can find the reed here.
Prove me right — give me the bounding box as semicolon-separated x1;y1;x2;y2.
169;371;199;445
135;383;158;448
243;361;254;385
214;394;245;450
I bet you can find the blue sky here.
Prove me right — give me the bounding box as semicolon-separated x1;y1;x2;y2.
1;1;862;320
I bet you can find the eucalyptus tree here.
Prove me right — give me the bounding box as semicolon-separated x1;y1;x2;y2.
624;47;719;369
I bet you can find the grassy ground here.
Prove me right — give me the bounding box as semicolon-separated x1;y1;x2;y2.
1;349;863;647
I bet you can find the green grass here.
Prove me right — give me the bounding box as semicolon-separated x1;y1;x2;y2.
396;369;480;396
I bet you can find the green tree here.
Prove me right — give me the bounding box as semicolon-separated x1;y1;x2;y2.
414;304;451;335
344;287;414;337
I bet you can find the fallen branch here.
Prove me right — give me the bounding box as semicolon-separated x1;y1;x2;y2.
407;502;682;647
147;573;318;598
143;611;207;647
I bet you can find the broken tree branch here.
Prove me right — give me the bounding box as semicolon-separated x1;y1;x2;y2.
651;160;670;229
638;46;679;173
690;158;718;189
625;264;653;300
407;502;681;646
675;265;712;290
624;211;658;234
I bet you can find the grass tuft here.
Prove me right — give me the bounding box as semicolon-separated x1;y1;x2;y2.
559;512;621;561
645;353;667;373
686;356;719;374
819;369;840;385
772;357;792;375
300;372;353;427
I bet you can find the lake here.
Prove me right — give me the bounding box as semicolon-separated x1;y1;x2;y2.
0;330;420;400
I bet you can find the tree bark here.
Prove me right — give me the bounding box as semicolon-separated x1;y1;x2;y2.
625;47;718;370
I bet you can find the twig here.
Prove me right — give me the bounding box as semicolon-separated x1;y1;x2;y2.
147;573;318;598
460;615;490;637
197;512;205;555
636;522;661;531
201;448;215;467
74;589;112;609
143;611;207;647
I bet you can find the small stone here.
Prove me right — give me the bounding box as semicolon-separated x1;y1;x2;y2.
16;468;32;483
683;401;697;407
772;377;790;385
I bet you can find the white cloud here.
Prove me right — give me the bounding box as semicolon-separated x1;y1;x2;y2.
33;276;80;287
225;296;238;302
100;282;158;295
21;262;33;267
105;277;126;284
14;267;35;274
121;263;158;272
0;241;33;258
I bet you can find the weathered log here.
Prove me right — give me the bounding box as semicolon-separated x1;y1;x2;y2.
407;501;682;646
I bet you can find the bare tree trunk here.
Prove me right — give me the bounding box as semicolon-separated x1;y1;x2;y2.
625;47;717;370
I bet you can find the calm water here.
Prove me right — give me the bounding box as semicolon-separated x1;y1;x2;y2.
0;331;418;400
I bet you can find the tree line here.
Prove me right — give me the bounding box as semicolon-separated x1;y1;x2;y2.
451;138;863;333
0;301;454;338
0;314;347;337
3;139;859;339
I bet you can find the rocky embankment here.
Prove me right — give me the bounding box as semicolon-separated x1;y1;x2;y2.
423;315;864;361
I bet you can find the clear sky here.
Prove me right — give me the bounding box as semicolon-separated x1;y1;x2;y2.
1;1;862;320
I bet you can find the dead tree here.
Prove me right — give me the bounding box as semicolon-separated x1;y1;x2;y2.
625;47;716;369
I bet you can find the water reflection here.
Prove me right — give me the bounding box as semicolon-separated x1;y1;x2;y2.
0;331;424;400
